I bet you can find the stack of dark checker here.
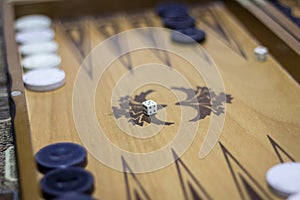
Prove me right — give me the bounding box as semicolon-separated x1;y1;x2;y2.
156;2;206;44
35;142;95;200
270;0;300;27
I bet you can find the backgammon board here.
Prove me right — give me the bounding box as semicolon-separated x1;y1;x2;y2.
1;0;300;199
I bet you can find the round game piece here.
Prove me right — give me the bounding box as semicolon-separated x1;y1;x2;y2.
266;162;300;197
35;142;87;173
254;46;268;61
171;28;206;44
53;192;95;200
41;167;94;198
273;2;292;16
19;41;59;56
15;15;52;31
23;68;65;92
155;3;188;18
22;53;61;70
290;16;300;27
287;192;300;200
15;28;55;44
163;15;195;30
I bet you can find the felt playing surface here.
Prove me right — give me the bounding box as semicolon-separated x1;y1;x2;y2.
15;1;300;200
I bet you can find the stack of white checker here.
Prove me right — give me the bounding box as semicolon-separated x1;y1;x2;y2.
15;15;66;92
266;162;300;200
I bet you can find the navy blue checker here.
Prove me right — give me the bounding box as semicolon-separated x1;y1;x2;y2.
290;15;300;27
41;167;94;199
292;17;300;27
156;3;188;18
53;192;95;200
270;1;299;27
163;15;195;30
171;28;206;44
272;1;292;16
35;142;87;174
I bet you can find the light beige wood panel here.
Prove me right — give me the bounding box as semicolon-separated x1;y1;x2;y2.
23;2;300;200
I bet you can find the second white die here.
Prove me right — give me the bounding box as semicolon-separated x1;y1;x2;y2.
142;100;157;116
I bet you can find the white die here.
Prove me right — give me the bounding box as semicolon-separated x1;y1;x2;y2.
142;100;157;116
254;46;268;61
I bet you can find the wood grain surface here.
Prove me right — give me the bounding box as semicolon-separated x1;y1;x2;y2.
231;0;300;83
10;1;300;199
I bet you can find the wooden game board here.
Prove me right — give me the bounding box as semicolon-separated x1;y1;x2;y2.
3;0;300;199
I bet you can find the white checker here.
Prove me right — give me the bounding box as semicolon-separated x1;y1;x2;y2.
22;53;61;70
254;46;268;61
16;28;55;44
23;68;65;92
142;100;158;116
287;192;300;200
15;15;51;31
266;162;300;197
19;41;58;56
